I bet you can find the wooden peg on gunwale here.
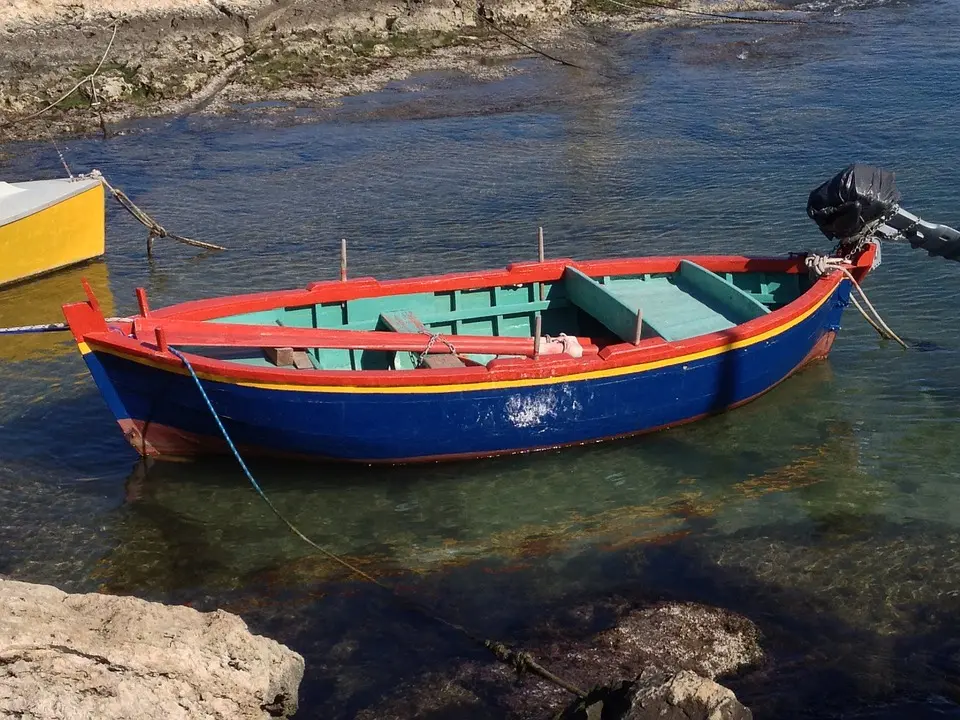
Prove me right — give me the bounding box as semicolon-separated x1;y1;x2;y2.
155;326;168;353
340;238;348;282
633;309;643;345
538;227;546;301
136;287;151;317
533;313;543;359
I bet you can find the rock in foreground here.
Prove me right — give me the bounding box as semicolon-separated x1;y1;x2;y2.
0;579;304;720
559;670;752;720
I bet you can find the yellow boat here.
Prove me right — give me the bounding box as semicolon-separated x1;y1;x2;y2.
0;177;105;288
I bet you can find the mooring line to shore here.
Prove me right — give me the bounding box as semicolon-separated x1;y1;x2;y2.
0;20;120;133
79;169;227;255
473;10;593;71
167;346;587;700
0;1;813;140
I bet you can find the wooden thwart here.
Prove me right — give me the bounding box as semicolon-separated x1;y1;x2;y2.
677;260;770;322
563;266;645;345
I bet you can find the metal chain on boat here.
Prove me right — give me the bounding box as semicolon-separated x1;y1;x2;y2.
889;217;921;245
166;346;586;701
804;251;908;348
417;331;460;367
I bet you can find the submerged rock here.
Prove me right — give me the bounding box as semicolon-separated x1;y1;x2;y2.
559;669;752;720
0;578;304;719
358;600;761;718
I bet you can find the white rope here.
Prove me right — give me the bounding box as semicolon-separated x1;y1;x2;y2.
804;253;908;349
0;317;132;335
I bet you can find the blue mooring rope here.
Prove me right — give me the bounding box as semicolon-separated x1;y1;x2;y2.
168;346;587;698
169;347;385;581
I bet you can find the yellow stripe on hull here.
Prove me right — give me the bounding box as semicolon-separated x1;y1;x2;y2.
0;182;105;288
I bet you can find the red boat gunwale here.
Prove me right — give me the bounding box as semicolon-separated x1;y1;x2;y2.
65;250;874;390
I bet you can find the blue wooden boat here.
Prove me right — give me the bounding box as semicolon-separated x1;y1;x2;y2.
61;247;875;463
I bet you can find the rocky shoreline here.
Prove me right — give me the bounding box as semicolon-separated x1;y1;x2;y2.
0;578;304;719
0;0;791;142
0;575;761;719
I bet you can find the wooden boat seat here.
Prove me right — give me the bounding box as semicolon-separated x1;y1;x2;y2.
564;267;645;344
379;310;467;369
564;261;770;343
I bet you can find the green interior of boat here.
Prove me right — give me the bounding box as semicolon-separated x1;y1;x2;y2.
202;263;810;370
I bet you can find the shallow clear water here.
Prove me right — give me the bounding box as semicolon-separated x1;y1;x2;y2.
3;0;960;716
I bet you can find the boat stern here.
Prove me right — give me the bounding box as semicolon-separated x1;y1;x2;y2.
0;178;105;288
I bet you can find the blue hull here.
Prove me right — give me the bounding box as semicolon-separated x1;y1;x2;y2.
81;282;852;463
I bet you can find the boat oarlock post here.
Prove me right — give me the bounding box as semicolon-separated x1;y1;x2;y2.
538;226;546;301
533;313;542;359
136;287;151;317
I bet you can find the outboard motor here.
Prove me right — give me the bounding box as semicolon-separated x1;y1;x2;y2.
807;164;960;261
807;164;901;246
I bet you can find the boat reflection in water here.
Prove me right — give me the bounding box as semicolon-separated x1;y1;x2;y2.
95;370;868;598
0;261;114;364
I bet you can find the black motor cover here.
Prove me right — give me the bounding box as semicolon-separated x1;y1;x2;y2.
807;164;901;240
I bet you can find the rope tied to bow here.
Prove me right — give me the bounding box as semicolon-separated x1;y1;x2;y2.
804;251;908;349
